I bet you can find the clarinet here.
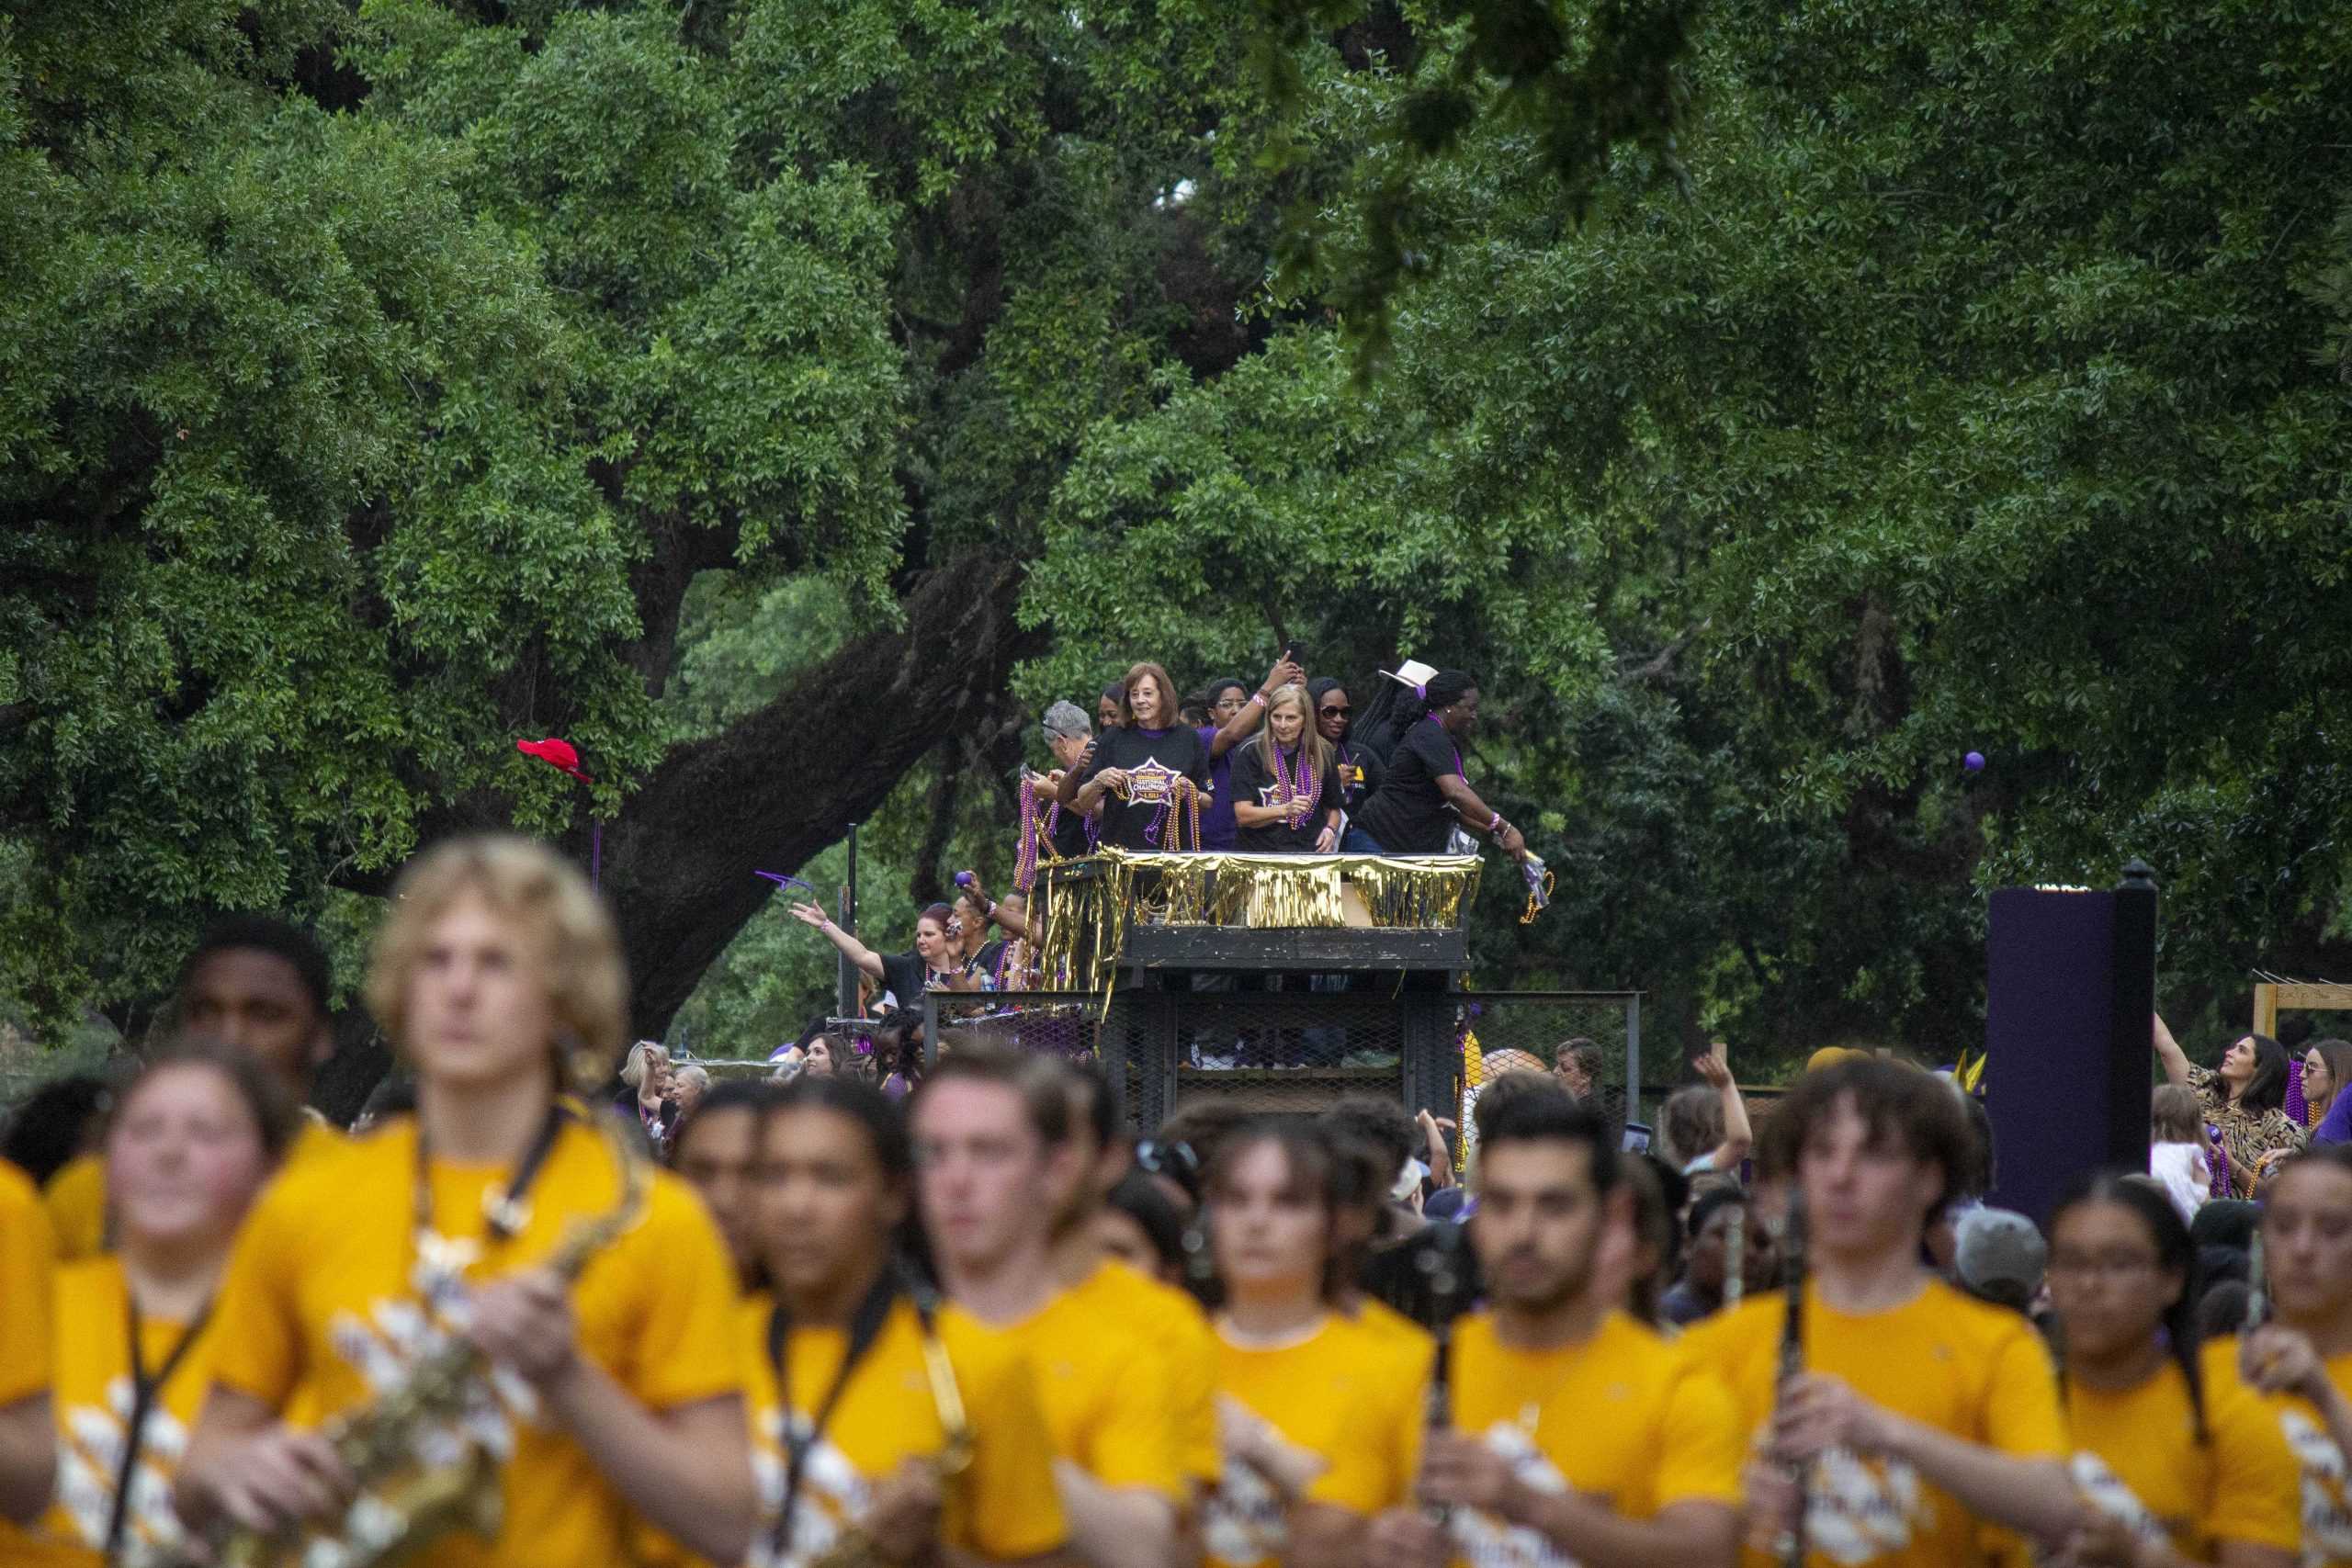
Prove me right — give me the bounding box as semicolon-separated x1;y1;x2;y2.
1774;1190;1810;1568
1419;1222;1467;1531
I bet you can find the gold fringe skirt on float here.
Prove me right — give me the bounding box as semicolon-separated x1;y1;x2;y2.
1030;848;1483;1003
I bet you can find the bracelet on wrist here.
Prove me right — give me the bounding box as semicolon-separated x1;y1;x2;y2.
1250;691;1268;707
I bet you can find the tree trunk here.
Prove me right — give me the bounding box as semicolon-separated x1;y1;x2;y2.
605;553;1036;1043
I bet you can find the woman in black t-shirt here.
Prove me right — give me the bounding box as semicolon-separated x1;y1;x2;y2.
1230;684;1342;853
1059;660;1213;850
1308;676;1385;822
790;899;962;1012
1345;669;1529;862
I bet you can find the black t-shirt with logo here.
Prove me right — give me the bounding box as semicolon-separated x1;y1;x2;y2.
1229;735;1344;853
1077;725;1214;850
1351;717;1465;853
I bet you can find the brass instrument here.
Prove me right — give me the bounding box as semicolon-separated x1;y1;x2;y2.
790;1280;972;1568
216;1113;650;1568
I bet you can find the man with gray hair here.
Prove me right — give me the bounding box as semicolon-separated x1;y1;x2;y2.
1036;700;1100;863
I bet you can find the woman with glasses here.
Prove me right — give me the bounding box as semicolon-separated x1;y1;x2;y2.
2043;1171;2296;1568
1306;678;1383;829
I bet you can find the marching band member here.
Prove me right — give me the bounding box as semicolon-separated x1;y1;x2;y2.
743;1074;1068;1568
0;1152;59;1535
912;1045;1192;1568
1050;1063;1220;1495
2237;1145;2352;1567
29;1041;299;1566
175;834;755;1567
1364;1085;1741;1568
2041;1171;2295;1568
1682;1057;2079;1568
1199;1122;1429;1568
47;917;345;1263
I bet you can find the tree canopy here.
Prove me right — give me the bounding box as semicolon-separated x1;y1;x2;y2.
6;0;2352;1095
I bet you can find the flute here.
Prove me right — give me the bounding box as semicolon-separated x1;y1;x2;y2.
1774;1190;1810;1568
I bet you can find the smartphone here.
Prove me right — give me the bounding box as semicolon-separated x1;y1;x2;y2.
1621;1121;1654;1155
1283;640;1309;667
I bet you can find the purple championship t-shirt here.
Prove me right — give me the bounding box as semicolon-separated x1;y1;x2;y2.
1196;724;1238;851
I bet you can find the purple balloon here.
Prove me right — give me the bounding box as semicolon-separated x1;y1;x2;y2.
1963;750;1986;773
955;870;975;887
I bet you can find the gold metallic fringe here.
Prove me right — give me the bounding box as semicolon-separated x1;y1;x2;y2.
1032;848;1483;1004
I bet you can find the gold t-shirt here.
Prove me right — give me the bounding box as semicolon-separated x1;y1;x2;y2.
205;1117;743;1568
1445;1310;1742;1568
998;1271;1192;1501
2233;1337;2352;1566
41;1154;107;1266
1073;1259;1221;1485
45;1120;345;1264
742;1292;1067;1568
25;1258;220;1565
0;1163;62;1566
1681;1278;2065;1568
1204;1312;1431;1568
2063;1345;2298;1560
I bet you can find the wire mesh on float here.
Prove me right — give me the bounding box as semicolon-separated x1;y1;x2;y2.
925;987;1641;1135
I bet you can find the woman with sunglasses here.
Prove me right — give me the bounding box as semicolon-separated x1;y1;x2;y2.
1307;678;1384;829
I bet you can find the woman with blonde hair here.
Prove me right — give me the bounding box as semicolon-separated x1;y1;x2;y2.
1230;684;1341;854
619;1040;673;1143
176;834;756;1567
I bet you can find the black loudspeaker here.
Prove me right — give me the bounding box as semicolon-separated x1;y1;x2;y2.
1984;862;2159;1223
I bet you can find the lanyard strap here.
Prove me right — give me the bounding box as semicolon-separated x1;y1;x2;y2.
767;1267;904;1561
105;1295;212;1562
411;1100;572;1273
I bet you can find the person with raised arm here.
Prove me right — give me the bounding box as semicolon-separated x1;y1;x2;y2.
1344;671;1526;863
792;900;961;1015
1681;1056;2080;1568
1362;1084;1740;1568
2153;1012;2304;1195
175;835;756;1568
1188;658;1305;853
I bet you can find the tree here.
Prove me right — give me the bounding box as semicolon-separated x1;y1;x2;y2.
1;0;1283;1088
1026;0;2352;1065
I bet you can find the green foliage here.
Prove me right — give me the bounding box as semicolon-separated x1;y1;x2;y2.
12;0;2352;1084
1025;0;2352;1066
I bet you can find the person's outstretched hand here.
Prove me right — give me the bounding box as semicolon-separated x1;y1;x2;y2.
1694;1041;1733;1089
